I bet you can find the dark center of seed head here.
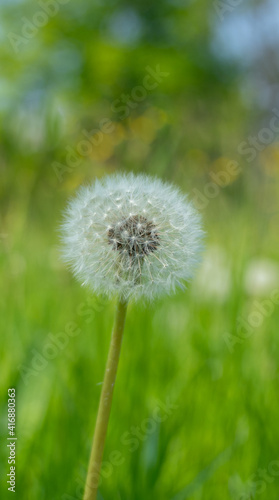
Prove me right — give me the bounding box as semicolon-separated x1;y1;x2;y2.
108;215;159;257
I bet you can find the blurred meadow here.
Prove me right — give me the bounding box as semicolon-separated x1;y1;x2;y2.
1;0;279;499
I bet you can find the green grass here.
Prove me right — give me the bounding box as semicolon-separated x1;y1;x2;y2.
1;178;279;500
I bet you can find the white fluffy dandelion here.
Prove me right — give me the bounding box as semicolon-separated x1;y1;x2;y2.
61;172;204;500
61;173;204;302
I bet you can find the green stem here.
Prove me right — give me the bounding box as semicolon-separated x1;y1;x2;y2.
83;298;128;500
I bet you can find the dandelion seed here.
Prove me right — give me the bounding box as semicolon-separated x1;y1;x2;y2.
61;173;204;302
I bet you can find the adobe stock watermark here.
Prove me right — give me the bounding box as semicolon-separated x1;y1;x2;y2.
191;159;241;211
192;107;279;211
7;0;70;54
223;289;279;353
52;65;169;183
214;0;244;22
18;295;107;385
238;108;279;163
62;397;178;500
237;460;279;499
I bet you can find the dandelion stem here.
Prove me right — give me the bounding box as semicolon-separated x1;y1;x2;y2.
83;298;128;500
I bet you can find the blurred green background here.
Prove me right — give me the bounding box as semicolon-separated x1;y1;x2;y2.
1;0;279;499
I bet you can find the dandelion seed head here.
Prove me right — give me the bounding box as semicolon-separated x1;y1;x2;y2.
61;173;204;302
